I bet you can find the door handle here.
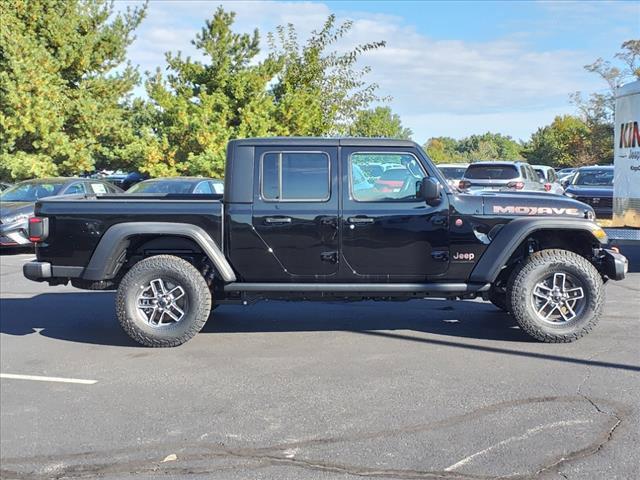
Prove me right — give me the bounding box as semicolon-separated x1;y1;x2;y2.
264;217;292;224
347;216;374;224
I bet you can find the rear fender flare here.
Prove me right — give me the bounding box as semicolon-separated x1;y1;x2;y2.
82;222;236;282
469;217;607;284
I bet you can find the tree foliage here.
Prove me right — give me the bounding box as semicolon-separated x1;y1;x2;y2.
134;9;387;177
348;106;412;139
268;16;385;136
0;0;145;180
571;40;640;125
137;7;280;177
424;133;522;163
523;115;598;167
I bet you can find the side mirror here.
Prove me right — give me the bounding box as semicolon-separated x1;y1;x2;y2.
561;179;570;188
418;177;442;205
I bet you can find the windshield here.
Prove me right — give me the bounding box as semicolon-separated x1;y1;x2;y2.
572;170;613;186
534;169;546;181
0;181;65;202
127;180;196;194
464;164;519;180
439;167;467;179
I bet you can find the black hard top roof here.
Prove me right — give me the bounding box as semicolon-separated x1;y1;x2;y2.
229;137;419;148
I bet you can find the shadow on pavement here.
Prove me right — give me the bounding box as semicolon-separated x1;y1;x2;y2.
2;292;640;373
0;291;137;347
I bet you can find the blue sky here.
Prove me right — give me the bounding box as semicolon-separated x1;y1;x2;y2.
119;0;639;143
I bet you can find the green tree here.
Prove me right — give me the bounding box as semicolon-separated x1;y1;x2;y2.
268;15;385;136
348;106;412;139
424;137;466;164
566;40;639;165
0;0;145;180
137;8;387;176
423;133;522;163
523;115;596;167
456;133;523;160
138;7;280;177
570;40;640;125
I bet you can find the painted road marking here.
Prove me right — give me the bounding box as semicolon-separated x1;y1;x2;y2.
444;419;591;471
0;373;97;385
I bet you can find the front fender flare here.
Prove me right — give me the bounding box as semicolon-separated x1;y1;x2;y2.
469;217;607;284
82;222;236;282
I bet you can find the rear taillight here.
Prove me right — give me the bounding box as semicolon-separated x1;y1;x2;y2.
506;181;525;190
458;180;471;189
543;183;552;192
28;217;49;243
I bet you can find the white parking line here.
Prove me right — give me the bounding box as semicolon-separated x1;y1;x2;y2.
0;373;97;385
444;419;591;471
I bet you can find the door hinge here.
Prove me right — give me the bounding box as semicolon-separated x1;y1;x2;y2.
320;251;338;263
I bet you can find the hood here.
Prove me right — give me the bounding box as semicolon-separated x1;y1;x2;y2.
0;202;35;221
478;191;594;219
564;185;613;197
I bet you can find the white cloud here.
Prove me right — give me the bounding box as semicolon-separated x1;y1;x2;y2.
118;0;634;140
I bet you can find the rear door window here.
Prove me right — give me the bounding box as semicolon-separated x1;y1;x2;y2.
261;152;330;201
464;164;519;180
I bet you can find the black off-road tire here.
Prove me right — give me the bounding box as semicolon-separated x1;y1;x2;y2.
507;249;604;343
116;255;212;347
488;287;510;313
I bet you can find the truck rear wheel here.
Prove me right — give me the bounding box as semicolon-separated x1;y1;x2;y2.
507;249;604;343
116;255;212;347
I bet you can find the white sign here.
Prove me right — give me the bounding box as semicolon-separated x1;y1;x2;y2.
613;81;640;228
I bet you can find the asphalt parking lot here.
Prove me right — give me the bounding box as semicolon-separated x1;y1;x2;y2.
1;249;639;480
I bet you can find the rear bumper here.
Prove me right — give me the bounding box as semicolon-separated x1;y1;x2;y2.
23;261;84;282
601;249;628;281
0;221;31;246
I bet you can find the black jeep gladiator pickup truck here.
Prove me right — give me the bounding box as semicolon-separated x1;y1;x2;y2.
24;138;628;347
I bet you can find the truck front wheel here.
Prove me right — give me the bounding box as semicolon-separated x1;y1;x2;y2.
507;249;604;343
116;255;212;347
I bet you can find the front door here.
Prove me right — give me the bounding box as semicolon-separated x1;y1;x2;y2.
341;148;450;280
252;147;339;279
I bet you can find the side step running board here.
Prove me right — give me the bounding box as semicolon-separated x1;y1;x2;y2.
224;283;490;293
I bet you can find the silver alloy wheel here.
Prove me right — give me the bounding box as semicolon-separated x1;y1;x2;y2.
136;278;187;327
532;272;585;324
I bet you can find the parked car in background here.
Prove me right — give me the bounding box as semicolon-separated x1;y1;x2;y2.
374;168;412;193
564;165;614;219
106;171;148;190
533;165;564;194
0;178;122;247
437;163;469;188
126;177;224;195
0;182;11;192
459;161;545;193
557;168;577;183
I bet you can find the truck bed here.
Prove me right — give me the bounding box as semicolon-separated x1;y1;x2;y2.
34;194;224;267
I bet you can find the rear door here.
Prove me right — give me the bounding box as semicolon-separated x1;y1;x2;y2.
252;147;339;278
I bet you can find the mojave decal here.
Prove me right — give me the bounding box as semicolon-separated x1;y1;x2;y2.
492;205;582;216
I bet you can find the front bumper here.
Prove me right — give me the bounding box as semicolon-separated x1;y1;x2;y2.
601;249;628;281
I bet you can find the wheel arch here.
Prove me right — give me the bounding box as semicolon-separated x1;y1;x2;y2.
82;222;236;282
469;217;607;284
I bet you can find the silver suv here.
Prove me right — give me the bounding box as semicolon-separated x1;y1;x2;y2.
459;161;546;193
